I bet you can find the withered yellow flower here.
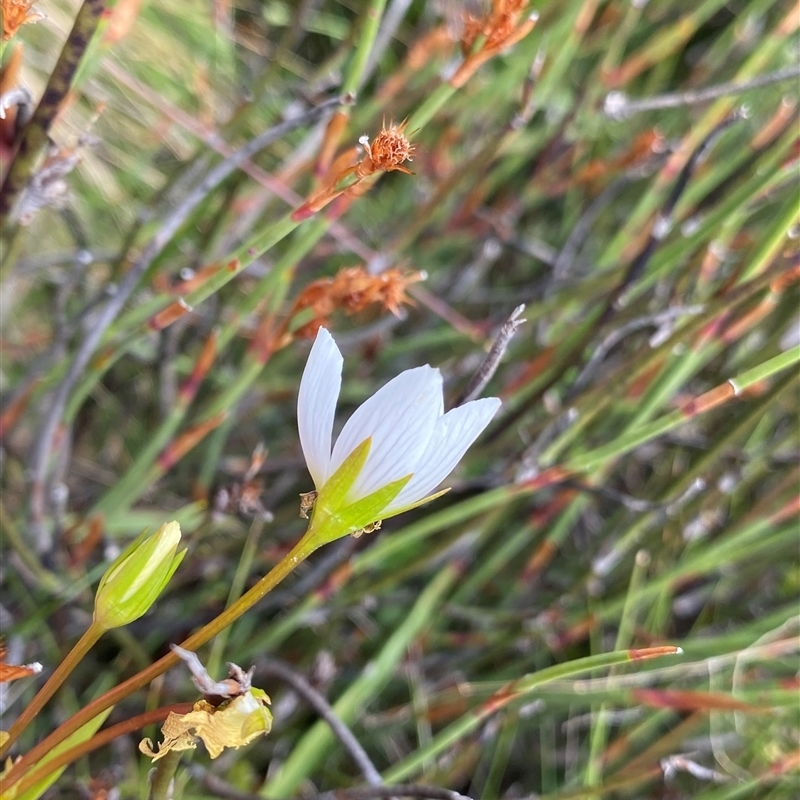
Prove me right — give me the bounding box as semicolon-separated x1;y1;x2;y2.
139;689;272;761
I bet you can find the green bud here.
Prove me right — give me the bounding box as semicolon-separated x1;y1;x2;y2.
94;521;186;630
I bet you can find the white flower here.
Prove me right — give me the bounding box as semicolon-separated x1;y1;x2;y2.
297;327;500;541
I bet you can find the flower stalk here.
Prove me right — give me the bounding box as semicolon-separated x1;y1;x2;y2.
2;521;186;755
6;705;193;798
0;534;319;790
147;748;183;800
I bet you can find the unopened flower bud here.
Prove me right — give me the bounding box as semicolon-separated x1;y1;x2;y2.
94;521;186;630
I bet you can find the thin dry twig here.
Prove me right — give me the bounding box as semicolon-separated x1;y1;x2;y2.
604;113;743;323
570;305;705;394
515;304;704;477
550;175;633;287
565;476;706;514
605;65;800;118
101;60;374;261
187;769;268;800
257;657;383;787
26;96;344;552
456;305;526;406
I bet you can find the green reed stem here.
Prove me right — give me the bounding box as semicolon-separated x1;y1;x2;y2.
565;346;800;473
382;647;682;784
584;550;651;790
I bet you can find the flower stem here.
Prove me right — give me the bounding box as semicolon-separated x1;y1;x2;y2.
147;748;183;800
207;515;266;677
2;620;106;753
0;533;319;789
10;704;193;797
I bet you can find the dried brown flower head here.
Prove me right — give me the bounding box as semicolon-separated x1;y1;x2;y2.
293;121;416;220
291;266;425;337
2;0;45;41
461;0;528;51
360;121;415;174
212;443;272;521
451;0;537;88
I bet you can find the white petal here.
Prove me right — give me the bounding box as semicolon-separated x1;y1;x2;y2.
297;328;343;488
330;365;443;498
386;397;501;511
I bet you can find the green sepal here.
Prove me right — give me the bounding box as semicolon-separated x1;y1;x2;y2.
308;473;412;546
381;487;451;520
250;687;271;704
314;437;372;515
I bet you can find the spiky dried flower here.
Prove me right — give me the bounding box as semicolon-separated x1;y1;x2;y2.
291;266;425;337
2;0;45;40
451;0;537;88
358;120;415;175
293;121;415;220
